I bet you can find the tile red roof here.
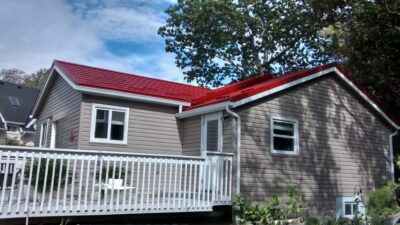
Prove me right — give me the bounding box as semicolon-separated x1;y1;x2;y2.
54;60;210;102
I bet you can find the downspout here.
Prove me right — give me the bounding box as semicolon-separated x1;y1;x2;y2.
390;130;399;181
225;106;241;195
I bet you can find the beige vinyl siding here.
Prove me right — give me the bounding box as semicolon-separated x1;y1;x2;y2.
182;116;202;156
237;75;393;217
34;73;81;148
78;94;183;155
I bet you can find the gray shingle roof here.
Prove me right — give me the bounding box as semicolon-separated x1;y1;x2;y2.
0;80;40;125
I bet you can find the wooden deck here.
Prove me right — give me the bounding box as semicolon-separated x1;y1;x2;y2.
0;146;232;219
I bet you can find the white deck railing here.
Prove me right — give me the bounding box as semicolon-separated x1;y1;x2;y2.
0;146;232;219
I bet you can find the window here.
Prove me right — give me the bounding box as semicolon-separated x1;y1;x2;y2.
344;202;358;216
336;197;365;219
201;112;223;155
39;121;48;147
8;96;20;106
90;104;129;144
270;117;299;155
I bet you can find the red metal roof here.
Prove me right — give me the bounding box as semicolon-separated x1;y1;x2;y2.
54;60;211;102
53;60;397;125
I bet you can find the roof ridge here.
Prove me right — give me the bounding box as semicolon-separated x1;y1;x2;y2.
54;60;210;91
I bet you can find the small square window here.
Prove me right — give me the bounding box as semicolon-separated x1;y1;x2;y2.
270;117;299;155
90;104;129;144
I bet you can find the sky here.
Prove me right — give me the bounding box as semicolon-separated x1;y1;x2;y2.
0;0;187;83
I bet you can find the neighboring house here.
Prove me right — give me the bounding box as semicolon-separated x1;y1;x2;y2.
0;80;40;146
6;60;398;220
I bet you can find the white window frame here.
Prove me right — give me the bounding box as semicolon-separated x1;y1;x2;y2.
270;116;299;155
90;104;129;144
39;119;49;148
201;112;223;156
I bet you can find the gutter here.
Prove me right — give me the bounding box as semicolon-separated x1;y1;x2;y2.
390;130;399;181
225;106;241;195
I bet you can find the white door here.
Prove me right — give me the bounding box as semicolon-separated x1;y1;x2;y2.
202;112;223;156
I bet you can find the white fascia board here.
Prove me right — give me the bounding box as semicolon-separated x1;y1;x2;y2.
232;67;336;108
232;67;398;129
333;68;399;130
176;101;233;118
31;65;191;117
25;118;37;129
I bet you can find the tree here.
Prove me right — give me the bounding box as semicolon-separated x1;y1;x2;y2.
324;0;400;116
159;0;335;87
0;69;27;84
23;68;50;89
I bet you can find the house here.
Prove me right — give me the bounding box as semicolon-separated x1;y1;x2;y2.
0;60;398;222
0;80;40;146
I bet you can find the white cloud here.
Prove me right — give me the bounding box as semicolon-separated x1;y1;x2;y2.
0;0;186;84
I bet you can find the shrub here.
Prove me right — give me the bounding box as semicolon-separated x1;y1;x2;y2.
367;186;398;216
4;138;21;146
305;217;321;225
234;186;305;225
26;158;70;192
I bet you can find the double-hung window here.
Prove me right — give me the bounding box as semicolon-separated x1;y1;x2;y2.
270;116;299;155
90;104;129;144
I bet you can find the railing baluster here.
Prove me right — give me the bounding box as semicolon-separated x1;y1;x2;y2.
32;152;42;214
146;159;152;210
178;161;183;209
188;162;192;209
70;155;77;212
110;159;116;211
193;162;198;209
96;156;103;212
39;154;50;212
167;159;172;210
182;162;187;209
84;156;91;211
77;157;84;211
172;159;177;209
16;152;27;214
55;154;64;212
151;159;156;210
63;157;70;212
162;159;167;210
122;157;129;211
135;159;141;211
128;158;135;211
25;152;34;213
90;155;98;211
103;159;110;211
140;158;145;210
156;159;161;210
47;154;57;212
6;151;19;214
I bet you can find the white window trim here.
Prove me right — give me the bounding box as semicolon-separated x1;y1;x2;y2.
201;112;223;156
270;116;299;155
50;122;57;148
90;104;129;145
39;119;49;148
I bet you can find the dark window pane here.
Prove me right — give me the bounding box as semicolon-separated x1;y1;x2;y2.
273;137;294;151
207;119;219;151
273;121;294;136
111;111;125;141
111;124;124;140
344;203;352;215
95;110;108;138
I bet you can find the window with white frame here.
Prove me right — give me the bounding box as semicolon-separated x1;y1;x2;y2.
39;121;48;147
90;104;129;144
336;197;365;219
270;117;299;154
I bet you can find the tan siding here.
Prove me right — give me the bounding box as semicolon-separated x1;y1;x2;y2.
182;116;201;156
237;76;393;217
34;73;81;148
78;95;183;155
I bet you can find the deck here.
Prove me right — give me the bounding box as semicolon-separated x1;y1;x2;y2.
0;146;232;219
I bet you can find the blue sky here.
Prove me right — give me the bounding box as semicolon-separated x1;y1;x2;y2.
0;0;187;83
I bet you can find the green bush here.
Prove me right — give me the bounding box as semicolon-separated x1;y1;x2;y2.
367;186;398;216
234;186;305;225
26;158;70;192
305;217;321;225
3;138;21;146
